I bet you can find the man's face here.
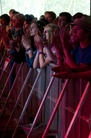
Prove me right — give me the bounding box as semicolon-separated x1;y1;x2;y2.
45;13;53;23
58;16;67;28
69;25;89;45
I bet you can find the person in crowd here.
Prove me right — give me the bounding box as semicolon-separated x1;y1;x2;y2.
51;12;72;68
0;14;10;59
23;14;35;37
52;15;91;79
21;20;46;68
72;12;84;21
39;15;45;20
0;14;10;27
7;13;26;89
22;17;48;68
22;34;36;68
53;16;59;25
44;11;56;23
33;23;58;68
9;13;26;63
58;12;72;29
9;9;19;24
8;9;19;31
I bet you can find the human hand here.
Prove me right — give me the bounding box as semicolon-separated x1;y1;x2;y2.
52;29;63;52
22;35;31;50
60;24;71;49
52;63;71;73
52;71;68;79
34;35;44;51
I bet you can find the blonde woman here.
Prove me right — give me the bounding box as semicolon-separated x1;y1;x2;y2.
33;23;59;68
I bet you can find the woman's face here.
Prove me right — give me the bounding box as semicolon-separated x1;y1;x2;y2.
29;22;38;36
44;26;53;40
12;15;21;28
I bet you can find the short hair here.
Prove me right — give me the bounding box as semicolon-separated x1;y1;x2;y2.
9;9;19;15
59;12;72;23
39;18;49;26
45;11;56;21
25;14;35;24
72;12;84;21
0;14;10;25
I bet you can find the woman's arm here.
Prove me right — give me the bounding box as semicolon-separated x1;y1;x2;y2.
22;35;34;58
44;46;57;62
33;50;40;68
39;52;50;68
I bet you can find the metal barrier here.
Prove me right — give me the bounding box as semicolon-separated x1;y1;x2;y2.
0;62;16;100
0;62;24;118
27;74;55;138
0;58;91;138
1;67;33;138
12;69;42;138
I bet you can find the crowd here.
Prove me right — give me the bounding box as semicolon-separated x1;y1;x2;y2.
1;9;91;138
0;9;91;80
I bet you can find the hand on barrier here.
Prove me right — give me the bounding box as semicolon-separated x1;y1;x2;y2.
52;63;71;73
52;71;68;79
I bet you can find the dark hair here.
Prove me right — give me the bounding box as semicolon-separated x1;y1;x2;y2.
59;12;72;23
25;14;35;24
0;14;10;25
39;15;45;20
39;18;49;26
9;9;19;15
72;12;84;21
45;11;56;21
9;9;16;13
31;20;47;33
36;20;45;32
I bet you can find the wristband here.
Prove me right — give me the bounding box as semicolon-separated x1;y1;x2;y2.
44;44;52;48
26;47;33;51
38;52;44;55
26;48;33;55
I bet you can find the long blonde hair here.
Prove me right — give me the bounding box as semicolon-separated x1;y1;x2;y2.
44;23;59;44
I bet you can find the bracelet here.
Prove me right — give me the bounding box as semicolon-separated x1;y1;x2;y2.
38;52;44;55
26;48;33;55
26;47;33;51
44;44;52;48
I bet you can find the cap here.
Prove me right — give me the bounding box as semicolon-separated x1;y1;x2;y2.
71;15;91;32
